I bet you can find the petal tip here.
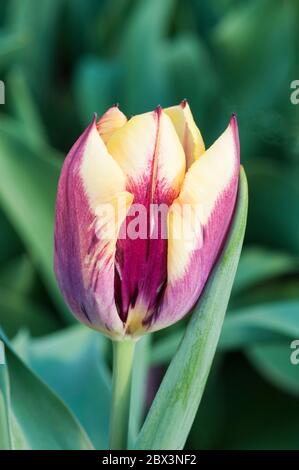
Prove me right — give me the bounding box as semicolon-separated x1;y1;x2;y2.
154;104;163;117
180;98;188;108
229;113;240;160
91;113;98;127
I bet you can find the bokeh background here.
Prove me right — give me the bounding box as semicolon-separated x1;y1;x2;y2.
0;0;299;450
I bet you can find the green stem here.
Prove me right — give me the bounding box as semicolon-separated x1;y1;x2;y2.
109;339;136;450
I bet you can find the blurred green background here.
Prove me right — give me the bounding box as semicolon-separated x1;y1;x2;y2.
0;0;299;450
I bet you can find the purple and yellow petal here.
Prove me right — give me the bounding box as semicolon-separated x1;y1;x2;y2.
106;107;186;202
107;108;186;334
147;115;240;332
54;117;133;337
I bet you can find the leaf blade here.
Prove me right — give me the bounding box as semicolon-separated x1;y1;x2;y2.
0;341;13;450
0;331;94;450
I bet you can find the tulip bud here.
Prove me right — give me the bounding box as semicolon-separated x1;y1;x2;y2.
54;102;240;339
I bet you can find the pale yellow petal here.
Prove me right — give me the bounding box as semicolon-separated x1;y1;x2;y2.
167;117;239;282
96;105;127;144
106;108;185;199
80;121;133;247
165;100;205;169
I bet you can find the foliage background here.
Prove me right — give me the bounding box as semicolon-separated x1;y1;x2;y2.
0;0;299;449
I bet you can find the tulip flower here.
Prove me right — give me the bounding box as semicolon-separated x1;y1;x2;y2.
54;100;240;449
54;101;239;340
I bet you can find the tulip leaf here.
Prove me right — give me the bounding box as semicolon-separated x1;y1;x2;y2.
0;286;60;339
246;163;299;254
212;0;296;114
0;31;27;70
6;0;63;93
135;168;248;450
8;67;48;149
0;209;23;265
73;57;121;126
13;325;111;449
247;342;299;397
151;299;299;366
220;301;299;351
218;354;299;450
0;116;71;321
120;0;175;113
0;330;94;450
232;247;298;295
231;277;299;310
0;341;13;450
151;329;183;366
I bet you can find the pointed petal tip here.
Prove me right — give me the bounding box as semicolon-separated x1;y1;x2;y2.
91;113;98;127
229;113;240;159
230;113;238;131
180;98;188;108
154;104;163;116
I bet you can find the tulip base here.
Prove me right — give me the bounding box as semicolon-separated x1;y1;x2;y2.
109;339;136;450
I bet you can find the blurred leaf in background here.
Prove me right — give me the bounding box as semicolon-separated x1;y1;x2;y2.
0;0;299;450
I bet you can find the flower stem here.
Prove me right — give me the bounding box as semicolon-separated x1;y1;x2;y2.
109;339;136;450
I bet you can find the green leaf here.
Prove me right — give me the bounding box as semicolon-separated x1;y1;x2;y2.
220;300;299;351
0;209;22;264
232;247;298;295
135;168;248;450
8;67;48;148
0;255;35;295
0;256;60;338
151;298;299;365
247;342;299;397
0;341;13;450
164;34;219;127
0;286;60;338
0;330;94;450
13;325;111;449
120;0;175;113
73;57;121;125
6;0;63;94
186;357;225;450
0;31;27;70
218;355;299;450
0;116;71;321
246;163;299;253
212;0;296;113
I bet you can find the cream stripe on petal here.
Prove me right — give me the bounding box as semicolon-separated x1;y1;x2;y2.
155;109;186;196
106;108;186;198
54;118;131;336
106;111;157;180
167;116;239;283
167;199;203;284
80;121;133;269
80;121;130;211
105;108;186;332
165;100;205;169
